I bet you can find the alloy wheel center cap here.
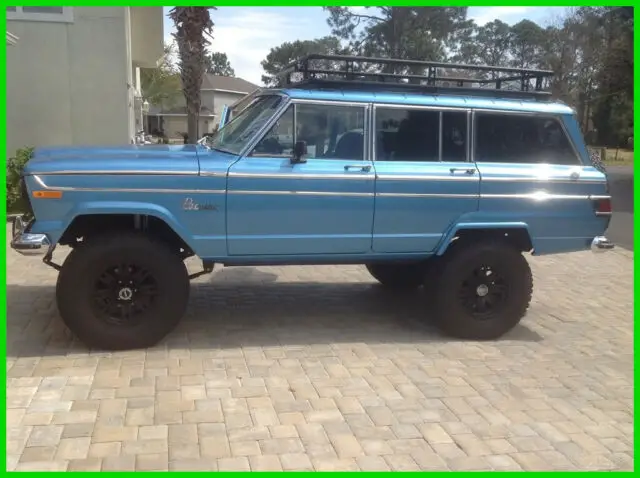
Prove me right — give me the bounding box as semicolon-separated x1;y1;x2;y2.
476;284;489;297
118;287;133;301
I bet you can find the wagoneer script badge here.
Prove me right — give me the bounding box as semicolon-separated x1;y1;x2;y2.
182;198;217;211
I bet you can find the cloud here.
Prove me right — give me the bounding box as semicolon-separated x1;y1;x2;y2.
469;7;535;26
165;8;329;86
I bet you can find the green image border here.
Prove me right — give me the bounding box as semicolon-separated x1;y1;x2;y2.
2;1;636;474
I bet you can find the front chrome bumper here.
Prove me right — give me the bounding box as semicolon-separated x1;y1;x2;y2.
10;215;50;256
591;236;614;253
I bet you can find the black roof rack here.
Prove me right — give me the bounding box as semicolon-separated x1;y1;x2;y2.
276;54;555;101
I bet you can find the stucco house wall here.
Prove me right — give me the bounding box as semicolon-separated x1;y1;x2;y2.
6;6;163;156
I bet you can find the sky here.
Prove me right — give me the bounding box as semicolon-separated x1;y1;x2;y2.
163;6;567;86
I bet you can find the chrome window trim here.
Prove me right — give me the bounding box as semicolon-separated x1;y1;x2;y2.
364;104;372;163
237;94;293;158
438;112;443;162
290;98;370;108
472;109;583;166
373;103;473;112
369;102;376;163
243;99;369;161
469;110;475;163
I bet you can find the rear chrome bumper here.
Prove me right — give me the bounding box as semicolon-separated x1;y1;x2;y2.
10;215;50;256
591;236;614;253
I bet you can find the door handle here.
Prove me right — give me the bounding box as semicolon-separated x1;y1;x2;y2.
450;168;476;175
345;164;372;172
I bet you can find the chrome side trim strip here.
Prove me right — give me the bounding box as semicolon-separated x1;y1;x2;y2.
228;172;374;180
376;175;477;181
199;171;228;177
480;177;606;184
28;170;197;176
32;175;224;194
377;192;477;199
228;190;373;197
481;193;586;200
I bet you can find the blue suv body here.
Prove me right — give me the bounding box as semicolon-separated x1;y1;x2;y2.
11;55;614;350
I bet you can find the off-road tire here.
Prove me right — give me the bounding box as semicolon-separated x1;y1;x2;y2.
56;232;190;350
365;262;426;289
430;242;532;340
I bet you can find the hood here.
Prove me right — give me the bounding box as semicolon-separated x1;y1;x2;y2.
23;144;203;176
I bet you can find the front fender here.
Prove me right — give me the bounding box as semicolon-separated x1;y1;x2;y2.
40;201;195;251
435;221;534;256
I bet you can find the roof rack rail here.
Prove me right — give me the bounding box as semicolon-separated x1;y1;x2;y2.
276;54;555;101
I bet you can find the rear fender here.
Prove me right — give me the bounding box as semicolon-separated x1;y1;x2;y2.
435;221;534;256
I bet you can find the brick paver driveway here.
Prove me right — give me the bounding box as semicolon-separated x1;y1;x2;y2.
6;227;634;471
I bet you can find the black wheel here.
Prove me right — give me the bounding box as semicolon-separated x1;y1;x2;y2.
430;242;532;340
56;232;190;350
365;262;426;289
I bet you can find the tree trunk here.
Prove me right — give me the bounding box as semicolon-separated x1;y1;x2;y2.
187;110;199;144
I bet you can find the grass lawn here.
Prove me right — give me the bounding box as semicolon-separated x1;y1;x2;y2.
603;148;634;167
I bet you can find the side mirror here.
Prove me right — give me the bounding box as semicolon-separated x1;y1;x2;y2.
291;140;308;164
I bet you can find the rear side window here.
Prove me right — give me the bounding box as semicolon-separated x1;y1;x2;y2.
375;108;467;162
475;113;579;165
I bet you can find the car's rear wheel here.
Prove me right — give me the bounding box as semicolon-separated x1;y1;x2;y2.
430;242;532;340
56;232;190;350
365;262;426;289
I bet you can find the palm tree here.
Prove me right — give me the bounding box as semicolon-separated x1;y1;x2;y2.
168;7;215;143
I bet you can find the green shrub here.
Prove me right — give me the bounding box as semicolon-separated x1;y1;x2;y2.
6;146;34;214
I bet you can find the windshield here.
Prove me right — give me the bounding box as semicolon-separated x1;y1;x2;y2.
208;94;284;155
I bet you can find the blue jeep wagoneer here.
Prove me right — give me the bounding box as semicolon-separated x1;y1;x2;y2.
11;55;614;350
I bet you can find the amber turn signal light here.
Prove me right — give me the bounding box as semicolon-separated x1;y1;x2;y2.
32;190;63;199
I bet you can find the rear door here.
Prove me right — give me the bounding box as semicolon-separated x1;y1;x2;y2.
372;105;480;253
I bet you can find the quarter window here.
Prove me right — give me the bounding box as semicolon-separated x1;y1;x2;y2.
475;113;579;164
375;108;468;162
252;103;365;160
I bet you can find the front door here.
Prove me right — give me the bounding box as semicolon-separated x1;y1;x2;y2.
227;101;374;256
372;106;480;253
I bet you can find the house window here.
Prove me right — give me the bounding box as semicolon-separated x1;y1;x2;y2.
6;6;73;23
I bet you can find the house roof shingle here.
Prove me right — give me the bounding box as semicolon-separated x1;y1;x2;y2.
201;74;259;93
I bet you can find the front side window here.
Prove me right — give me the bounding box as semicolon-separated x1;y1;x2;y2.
375;108;467;162
475;113;580;164
252;103;365;160
208;95;284;155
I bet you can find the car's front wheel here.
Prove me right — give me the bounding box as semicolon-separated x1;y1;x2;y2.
430;242;533;340
56;232;190;350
